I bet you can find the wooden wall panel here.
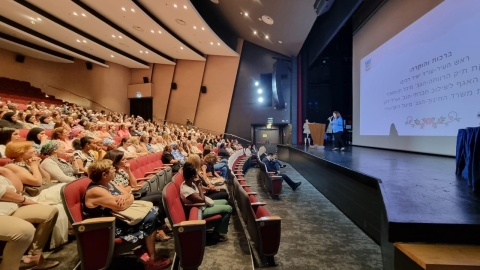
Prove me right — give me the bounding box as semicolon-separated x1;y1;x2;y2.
166;60;205;125
130;64;153;84
195;55;240;133
151;64;175;122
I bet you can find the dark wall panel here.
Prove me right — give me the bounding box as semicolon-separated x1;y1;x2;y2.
226;41;292;141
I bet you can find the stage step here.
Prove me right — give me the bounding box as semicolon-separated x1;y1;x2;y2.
394;243;480;270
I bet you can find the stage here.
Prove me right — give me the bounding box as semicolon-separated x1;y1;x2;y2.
277;145;480;268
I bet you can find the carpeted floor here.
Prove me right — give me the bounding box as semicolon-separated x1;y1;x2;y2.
244;161;383;270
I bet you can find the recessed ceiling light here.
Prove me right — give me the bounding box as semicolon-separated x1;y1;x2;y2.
201;27;205;30
173;4;177;8
140;50;143;53
210;42;213;45
111;55;114;58
217;43;220;46
30;20;35;25
151;30;154;33
244;12;249;16
73;12;78;16
180;47;184;50
146;51;149;54
258;97;263;102
131;8;135;12
255;81;259;86
81;13;86;17
83;40;87;43
76;39;80;42
258;89;263;93
183;5;187;9
112;34;116;38
158;30;161;34
265;35;269;39
37;17;41;21
258;18;261;21
193;26;196;29
119;36;122;39
122;7;125;11
253;30;257;35
278;40;282;43
240;12;243;15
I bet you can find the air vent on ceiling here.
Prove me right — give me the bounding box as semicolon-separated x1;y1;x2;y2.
132;25;144;32
262;15;274;25
175;19;187;26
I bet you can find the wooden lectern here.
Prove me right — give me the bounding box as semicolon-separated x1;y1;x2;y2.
308;123;325;148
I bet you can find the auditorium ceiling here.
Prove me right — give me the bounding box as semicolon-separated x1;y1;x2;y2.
0;0;239;68
191;0;319;57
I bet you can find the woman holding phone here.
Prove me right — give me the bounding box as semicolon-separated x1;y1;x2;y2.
328;111;345;151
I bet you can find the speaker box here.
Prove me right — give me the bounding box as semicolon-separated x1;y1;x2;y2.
15;54;25;63
200;86;207;93
171;82;177;90
143;77;149;83
86;62;93;70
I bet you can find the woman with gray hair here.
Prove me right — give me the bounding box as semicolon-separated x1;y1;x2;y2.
40;141;80;183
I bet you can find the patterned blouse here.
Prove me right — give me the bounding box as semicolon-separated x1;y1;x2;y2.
13;161;33;174
47;156;75;177
73;150;95;170
113;169;130;187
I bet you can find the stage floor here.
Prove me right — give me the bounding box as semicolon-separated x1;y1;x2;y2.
289;145;480;228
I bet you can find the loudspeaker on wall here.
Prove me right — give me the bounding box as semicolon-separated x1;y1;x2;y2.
171;82;177;90
200;86;207;93
15;54;25;63
143;77;149;83
86;62;93;70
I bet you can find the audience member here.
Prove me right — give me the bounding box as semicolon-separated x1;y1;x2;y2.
40;141;79;183
262;153;301;191
73;136;95;173
0;128;20;157
0;112;24;129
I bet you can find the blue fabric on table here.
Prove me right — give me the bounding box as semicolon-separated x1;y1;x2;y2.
456;127;480;192
455;129;466;175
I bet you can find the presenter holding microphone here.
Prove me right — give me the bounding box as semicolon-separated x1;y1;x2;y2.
328;111;345;151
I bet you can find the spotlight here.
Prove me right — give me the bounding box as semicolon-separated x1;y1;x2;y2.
254;81;259;86
258;89;262;94
258;97;263;103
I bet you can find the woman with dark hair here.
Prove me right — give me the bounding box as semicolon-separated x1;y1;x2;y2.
0;112;24;129
26;127;48;154
0;128;21;157
39;115;54;130
82;160;172;269
72;136;95;173
161;145;181;172
117;124;131;138
328;111;345;151
117;137;137;159
24;114;39;129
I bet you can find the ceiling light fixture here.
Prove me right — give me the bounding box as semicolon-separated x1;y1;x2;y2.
140;50;143;53
158;30;161;34
180;47;184;50
37;17;41;21
119;36;122;39
173;4;177;8
30;20;35;25
183;5;187;9
217;43;220;46
73;12;78;16
265;35;269;39
210;42;213;45
146;51;149;54
131;8;135;12
76;39;80;42
193;26;196;29
245;12;249;16
112;34;116;38
83;40;87;43
258;97;263;103
81;13;86;17
278;40;282;43
258;89;263;93
253;30;257;35
151;30;154;33
201;27;205;30
255;81;259;86
111;55;114;58
122;7;126;11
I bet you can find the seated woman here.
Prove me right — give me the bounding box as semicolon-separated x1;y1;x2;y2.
0;167;60;270
83;160;171;269
40;141;80;183
117;138;137;159
72;136;95;174
39;115;54;130
187;154;228;200
149;137;161;153
129;137;149;157
180;163;232;242
103;137;117;151
140;134;154;153
188;140;202;157
203;153;228;181
0;128;21;157
95;124;111;139
91;137;106;161
117;124;131;138
161;145;181;173
103;150;171;241
108;125;118;137
0;112;24;129
68;125;86;149
51;127;74;152
27;127;49;154
24;114;39;129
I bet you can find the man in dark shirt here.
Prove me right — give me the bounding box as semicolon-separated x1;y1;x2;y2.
262;153;301;191
162;145;181;172
218;143;230;159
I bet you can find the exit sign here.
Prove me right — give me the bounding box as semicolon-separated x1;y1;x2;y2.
267;117;273;124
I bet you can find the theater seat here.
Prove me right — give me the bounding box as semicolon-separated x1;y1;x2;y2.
60;178;143;270
0;158;12;166
163;182;206;270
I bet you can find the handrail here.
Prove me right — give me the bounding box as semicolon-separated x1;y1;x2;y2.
224;133;251;143
42;85;114;112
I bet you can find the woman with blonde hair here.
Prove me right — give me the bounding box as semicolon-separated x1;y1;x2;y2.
95;124;111;139
128;137;148;157
187;154;228;200
203;153;227;181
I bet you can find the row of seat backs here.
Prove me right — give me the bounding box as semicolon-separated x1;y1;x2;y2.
257;161;283;196
0;93;63;105
231;155;281;257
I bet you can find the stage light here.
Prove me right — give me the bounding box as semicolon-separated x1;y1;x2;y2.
258;97;263;103
255;81;259;86
258;89;262;94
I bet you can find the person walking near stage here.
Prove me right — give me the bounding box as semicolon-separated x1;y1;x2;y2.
303;119;311;146
329;111;345;151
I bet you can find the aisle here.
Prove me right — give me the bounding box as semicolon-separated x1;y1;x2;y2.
244;163;382;270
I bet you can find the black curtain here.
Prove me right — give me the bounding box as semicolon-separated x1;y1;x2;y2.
130;98;153;120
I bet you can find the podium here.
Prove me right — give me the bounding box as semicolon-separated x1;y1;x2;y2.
308;123;325;148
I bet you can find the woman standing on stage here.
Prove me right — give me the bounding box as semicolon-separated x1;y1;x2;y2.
329;111;345;151
303;119;311;146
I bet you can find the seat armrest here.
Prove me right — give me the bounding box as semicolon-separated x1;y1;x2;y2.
251;202;266;206
241;184;251;187
80;217;116;224
136;177;151;182
143;172;157;177
176;220;206;226
247;192;257;195
271;176;283;179
72;217;116;233
256;215;281;221
184;203;206;207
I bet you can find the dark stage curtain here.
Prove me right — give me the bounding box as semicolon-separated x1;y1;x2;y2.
130;98;152;121
456;127;480;192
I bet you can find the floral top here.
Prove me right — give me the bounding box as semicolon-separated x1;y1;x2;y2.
113;169;130;187
73;150;95;170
